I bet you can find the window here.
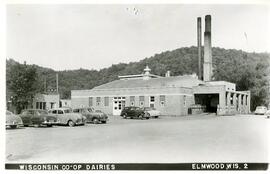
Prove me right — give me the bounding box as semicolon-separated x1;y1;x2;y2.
64;109;71;113
58;110;64;114
150;96;155;108
139;96;144;107
36;102;45;109
104;97;109;106
160;95;166;106
96;97;101;106
52;110;57;114
130;96;135;106
42;102;46;110
89;97;93;107
73;109;79;113
183;95;186;107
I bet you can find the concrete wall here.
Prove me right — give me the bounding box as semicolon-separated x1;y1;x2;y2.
206;81;236;92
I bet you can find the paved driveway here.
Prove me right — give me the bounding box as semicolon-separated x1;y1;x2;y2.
6;114;269;163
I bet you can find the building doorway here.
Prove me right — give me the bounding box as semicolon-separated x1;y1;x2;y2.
113;97;126;115
194;94;219;113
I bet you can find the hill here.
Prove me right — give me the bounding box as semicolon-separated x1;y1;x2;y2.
6;46;270;110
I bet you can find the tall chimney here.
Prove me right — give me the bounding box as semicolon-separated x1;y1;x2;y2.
197;17;202;80
203;15;212;81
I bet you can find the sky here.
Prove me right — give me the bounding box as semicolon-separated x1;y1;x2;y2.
6;4;270;71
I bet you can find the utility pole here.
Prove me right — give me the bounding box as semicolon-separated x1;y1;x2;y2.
56;73;59;93
44;76;46;93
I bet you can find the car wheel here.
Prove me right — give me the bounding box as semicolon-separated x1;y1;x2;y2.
47;124;53;127
155;116;159;118
101;121;107;124
10;125;17;129
93;118;99;124
144;113;150;119
68;120;75;127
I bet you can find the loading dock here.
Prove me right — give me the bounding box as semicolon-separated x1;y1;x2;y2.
195;94;219;113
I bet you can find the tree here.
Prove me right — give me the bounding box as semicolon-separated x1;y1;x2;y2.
6;62;39;113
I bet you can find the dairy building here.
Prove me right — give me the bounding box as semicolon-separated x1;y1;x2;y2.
71;15;251;116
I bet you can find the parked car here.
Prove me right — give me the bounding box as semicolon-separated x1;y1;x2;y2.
6;111;23;129
254;106;268;115
120;107;150;119
265;110;270;118
48;108;86;127
143;107;161;118
73;107;108;124
19;109;59;127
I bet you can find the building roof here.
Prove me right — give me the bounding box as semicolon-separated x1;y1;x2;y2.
93;75;204;90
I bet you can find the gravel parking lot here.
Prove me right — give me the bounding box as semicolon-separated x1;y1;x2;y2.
6;114;269;163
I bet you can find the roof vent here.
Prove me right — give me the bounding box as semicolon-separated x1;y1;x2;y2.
143;65;151;80
165;71;171;77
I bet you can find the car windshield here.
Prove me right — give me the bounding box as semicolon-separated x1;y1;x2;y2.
87;108;94;112
257;106;266;109
21;111;29;115
64;109;72;114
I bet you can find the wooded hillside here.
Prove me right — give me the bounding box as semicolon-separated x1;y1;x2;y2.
6;46;270;110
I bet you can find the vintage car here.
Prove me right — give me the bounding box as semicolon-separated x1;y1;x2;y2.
254;106;268;115
73;107;108;124
19;109;59;127
143;107;161;118
120;106;150;119
6;111;23;129
48;108;86;127
265;110;270;118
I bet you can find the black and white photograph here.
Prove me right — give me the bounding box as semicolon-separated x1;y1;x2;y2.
2;0;270;172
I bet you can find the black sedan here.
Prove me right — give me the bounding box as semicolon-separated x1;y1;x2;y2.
120;107;150;119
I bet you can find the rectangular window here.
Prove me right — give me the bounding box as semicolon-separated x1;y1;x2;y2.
36;102;39;109
150;96;155;102
104;97;109;106
130;96;135;106
96;97;101;106
160;95;166;106
183;95;186;106
43;102;46;110
89;97;93;107
139;96;144;107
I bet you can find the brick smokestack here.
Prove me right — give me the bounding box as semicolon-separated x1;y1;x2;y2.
203;15;212;81
197;17;202;80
